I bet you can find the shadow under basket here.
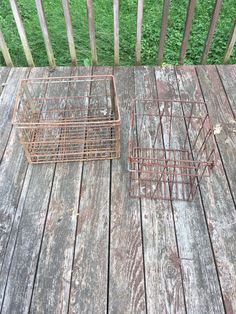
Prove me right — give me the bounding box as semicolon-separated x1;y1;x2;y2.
12;75;120;164
128;99;215;201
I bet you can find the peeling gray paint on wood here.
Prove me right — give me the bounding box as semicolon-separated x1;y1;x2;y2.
176;64;236;314
155;65;225;314
134;66;186;314
109;67;146;313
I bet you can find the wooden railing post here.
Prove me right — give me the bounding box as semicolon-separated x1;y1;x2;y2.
179;0;196;65
135;0;144;65
113;0;119;65
86;0;97;65
9;0;34;67
223;20;236;64
61;0;77;65
201;0;222;64
0;28;14;66
35;0;56;67
157;0;170;66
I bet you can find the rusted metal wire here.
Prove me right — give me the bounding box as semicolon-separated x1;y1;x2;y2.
13;75;120;164
128;99;215;201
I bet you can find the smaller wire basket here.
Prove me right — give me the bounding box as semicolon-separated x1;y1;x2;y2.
12;75;120;164
128;99;215;201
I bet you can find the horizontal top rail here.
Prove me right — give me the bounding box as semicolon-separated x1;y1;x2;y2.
0;0;235;67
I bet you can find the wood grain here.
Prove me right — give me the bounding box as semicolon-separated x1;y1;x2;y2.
157;0;170;66
179;0;196;65
0;28;14;66
69;67;111;313
0;67;10;96
113;0;119;65
0;68;48;310
201;0;222;64
1;67;71;313
0;67;29;162
35;0;56;67
29;67;92;313
61;0;77;65
155;66;225;313
9;0;34;67
176;64;236;314
134;66;186;313
223;20;236;64
135;0;144;65
86;0;97;65
109;67;146;313
196;65;236;201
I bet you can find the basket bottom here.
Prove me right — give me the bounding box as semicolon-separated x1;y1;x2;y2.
129;148;207;201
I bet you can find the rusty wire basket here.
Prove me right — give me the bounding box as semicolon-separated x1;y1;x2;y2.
128;99;215;201
13;75;120;164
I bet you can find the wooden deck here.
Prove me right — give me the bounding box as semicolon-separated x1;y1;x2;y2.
0;65;235;314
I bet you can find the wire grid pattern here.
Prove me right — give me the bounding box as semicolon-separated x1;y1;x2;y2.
128;99;215;201
13;75;120;163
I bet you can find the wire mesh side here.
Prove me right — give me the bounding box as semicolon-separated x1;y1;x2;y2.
128;99;215;201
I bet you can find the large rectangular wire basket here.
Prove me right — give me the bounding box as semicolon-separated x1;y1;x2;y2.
128;99;215;201
12;75;120;164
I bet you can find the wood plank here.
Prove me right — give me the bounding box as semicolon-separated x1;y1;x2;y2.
61;0;77;65
0;67;29;162
134;66;186;313
196;65;236;201
35;0;56;67
1;67;71;313
9;0;34;67
0;29;14;67
155;66;225;313
179;0;197;65
176;64;236;314
0;68;48;310
217;64;236;116
223;20;236;64
113;0;119;65
69;67;111;313
109;67;146;313
0;67;10;96
86;0;97;65
30;67;91;313
157;0;170;66
201;0;222;64
135;0;144;65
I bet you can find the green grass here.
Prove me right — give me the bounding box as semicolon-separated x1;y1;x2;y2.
0;0;235;66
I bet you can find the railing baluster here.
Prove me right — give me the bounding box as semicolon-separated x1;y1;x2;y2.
0;28;14;66
179;0;196;65
223;20;236;64
201;0;222;64
135;0;144;65
86;0;97;65
35;0;56;67
157;0;170;66
61;0;77;65
113;0;119;65
9;0;34;67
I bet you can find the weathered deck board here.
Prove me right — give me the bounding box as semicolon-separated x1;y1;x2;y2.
109;67;146;313
0;67;29;161
155;66;225;313
0;67;10;96
69;67;111;313
134;66;186;313
0;65;235;313
196;65;236;203
0;67;47;308
29;67;78;313
176;65;236;314
1;67;71;313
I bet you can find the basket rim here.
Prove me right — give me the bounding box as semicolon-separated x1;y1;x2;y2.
12;74;120;125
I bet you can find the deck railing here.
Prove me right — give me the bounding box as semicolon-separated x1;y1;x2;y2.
0;0;235;67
